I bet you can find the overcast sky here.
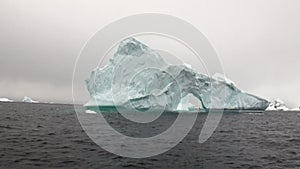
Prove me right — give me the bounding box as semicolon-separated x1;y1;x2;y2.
0;0;299;108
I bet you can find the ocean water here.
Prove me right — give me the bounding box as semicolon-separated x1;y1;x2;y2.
0;102;299;169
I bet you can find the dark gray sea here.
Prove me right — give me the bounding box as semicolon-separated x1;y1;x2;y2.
0;102;300;169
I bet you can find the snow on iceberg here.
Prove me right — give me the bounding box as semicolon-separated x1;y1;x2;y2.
0;98;13;102
85;38;270;112
22;96;38;103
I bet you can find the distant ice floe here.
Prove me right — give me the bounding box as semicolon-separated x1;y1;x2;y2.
247;112;265;115
0;98;13;102
266;99;289;111
1;96;55;104
85;110;97;114
22;96;39;103
291;107;300;111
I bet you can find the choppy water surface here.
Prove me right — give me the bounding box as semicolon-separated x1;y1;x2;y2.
0;102;299;169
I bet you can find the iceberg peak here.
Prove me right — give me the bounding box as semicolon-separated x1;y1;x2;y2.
117;37;149;57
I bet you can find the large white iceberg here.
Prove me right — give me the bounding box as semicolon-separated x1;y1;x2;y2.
85;38;270;112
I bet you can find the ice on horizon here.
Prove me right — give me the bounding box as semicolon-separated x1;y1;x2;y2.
266;99;300;111
0;98;13;102
85;38;270;111
22;96;38;103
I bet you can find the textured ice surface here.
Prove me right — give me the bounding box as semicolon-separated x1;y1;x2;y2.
85;38;270;111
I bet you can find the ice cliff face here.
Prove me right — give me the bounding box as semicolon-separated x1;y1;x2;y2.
85;38;270;111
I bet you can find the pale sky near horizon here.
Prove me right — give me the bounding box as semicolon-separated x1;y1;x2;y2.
0;0;299;108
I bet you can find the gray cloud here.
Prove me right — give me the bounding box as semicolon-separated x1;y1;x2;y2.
0;0;299;108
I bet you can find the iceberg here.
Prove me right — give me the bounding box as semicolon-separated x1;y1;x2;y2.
266;99;289;111
85;38;270;112
22;96;38;103
0;98;13;102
